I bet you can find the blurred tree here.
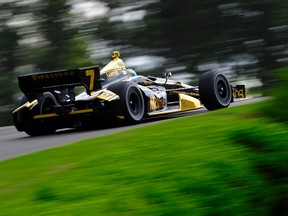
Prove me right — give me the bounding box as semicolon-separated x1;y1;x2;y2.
0;28;19;105
210;0;288;82
33;0;91;71
0;3;20;125
0;0;93;126
142;0;222;72
233;0;288;88
97;0;224;73
97;0;287;86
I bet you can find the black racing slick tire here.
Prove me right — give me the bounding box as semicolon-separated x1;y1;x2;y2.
199;71;232;111
23;92;58;136
108;81;145;123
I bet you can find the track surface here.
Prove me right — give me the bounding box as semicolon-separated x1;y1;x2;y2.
0;97;265;161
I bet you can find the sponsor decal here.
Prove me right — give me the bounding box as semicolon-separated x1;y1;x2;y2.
233;89;245;98
150;97;165;111
106;70;119;77
96;90;117;101
31;71;75;81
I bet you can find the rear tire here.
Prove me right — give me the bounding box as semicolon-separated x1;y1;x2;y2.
108;82;145;123
24;92;58;136
199;71;231;110
13;96;29;132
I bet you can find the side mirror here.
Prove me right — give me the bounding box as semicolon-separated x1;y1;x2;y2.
162;72;172;85
162;72;172;78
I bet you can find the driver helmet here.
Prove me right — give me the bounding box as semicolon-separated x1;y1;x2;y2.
126;69;137;77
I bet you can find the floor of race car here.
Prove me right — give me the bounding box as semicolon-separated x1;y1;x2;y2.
147;105;203;117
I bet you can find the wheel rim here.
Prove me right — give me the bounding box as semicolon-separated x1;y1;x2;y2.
129;92;140;113
217;80;227;99
126;87;144;121
214;75;231;106
41;98;56;114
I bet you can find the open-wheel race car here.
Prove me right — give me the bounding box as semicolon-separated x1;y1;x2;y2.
13;51;246;136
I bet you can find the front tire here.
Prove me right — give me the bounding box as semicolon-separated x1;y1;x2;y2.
199;71;232;110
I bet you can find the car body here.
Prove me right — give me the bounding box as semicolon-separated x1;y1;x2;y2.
13;51;246;136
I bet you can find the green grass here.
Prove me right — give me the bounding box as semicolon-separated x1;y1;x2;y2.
0;100;287;216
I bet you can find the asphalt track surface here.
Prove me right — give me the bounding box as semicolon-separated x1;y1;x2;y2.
0;97;266;161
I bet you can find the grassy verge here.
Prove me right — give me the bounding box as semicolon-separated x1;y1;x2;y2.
261;67;288;123
0;100;287;216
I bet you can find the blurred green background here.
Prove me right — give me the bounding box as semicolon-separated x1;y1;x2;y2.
0;0;288;126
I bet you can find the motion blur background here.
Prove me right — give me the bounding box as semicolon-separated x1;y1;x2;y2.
0;0;287;126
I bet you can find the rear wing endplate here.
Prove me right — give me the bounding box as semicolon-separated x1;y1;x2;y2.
231;85;246;99
18;66;102;95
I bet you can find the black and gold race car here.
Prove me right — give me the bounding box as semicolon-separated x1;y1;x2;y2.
13;51;246;136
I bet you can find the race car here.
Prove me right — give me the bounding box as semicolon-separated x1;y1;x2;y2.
13;51;246;136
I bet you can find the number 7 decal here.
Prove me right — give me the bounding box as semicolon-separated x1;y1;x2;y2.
85;69;95;91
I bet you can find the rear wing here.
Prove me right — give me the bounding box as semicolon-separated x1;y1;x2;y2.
18;66;102;96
